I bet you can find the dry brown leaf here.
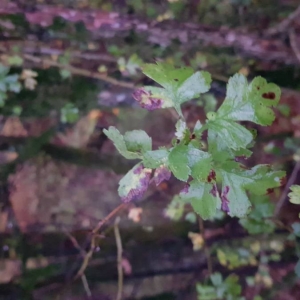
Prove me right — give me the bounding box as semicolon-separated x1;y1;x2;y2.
188;232;204;251
0;151;18;164
128;207;143;223
1;117;27;137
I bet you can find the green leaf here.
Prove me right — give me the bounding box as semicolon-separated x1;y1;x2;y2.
207;129;252;163
124;130;152;153
164;195;185;221
180;180;219;219
219;170;251;217
198;93;218;113
217;74;281;126
187;144;212;182
224;274;242;297
5;74;19;84
143;148;169;168
8;81;21;93
124;53;143;76
207;118;253;150
175;119;188;139
239;196;276;235
288;185;300;204
210;273;223;286
185;212;197;223
243;165;285;195
143;62;194;90
174;119;191;145
0;81;6;92
168;144;190;181
196;284;217;300
193;120;203;138
118;163;152;202
12;105;22;116
177;70;212;104
218;163;285;217
103;126;142;159
60;103;79;123
139;62;211;116
0;91;7;106
60;69;71;79
0;64;9;76
7;55;23;66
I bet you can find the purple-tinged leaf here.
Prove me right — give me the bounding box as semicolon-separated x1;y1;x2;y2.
154;165;171;186
221;186;230;213
181;183;190;194
210;183;218;197
118;164;152;203
207;170;216;182
180;180;220;219
132;87;163;110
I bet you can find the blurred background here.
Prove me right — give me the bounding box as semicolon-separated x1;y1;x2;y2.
1;0;300;299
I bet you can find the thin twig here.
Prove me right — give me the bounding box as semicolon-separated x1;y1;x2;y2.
64;231;86;257
92;203;128;236
81;274;92;298
23;54;135;89
275;160;300;216
267;5;300;36
269;218;293;233
289;29;300;63
198;216;213;276
114;216;123;300
64;231;92;297
0;41;116;62
74;203;127;280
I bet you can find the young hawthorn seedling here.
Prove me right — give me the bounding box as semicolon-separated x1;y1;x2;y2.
104;62;285;219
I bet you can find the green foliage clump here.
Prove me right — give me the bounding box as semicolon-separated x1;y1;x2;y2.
104;62;285;220
196;272;244;300
0;63;21;107
288;185;300;205
239;195;276;234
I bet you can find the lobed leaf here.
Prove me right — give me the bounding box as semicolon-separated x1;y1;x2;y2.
243;165;285;195
142;62;194;90
132;86;173;110
239;196;276;234
135;63;211;117
104;126;150;159
177;70;211;104
207;130;253;163
288;185;300;204
207;119;253;150
217;163;285;217
219;170;251;217
180;180;220;220
124;130;152;153
217;74;281;126
143;148;169;168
